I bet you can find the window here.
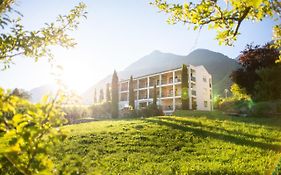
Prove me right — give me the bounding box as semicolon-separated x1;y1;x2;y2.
203;76;207;82
204;101;208;107
192;90;196;96
191;76;196;82
191;83;196;89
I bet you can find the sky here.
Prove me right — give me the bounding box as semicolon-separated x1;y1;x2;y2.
0;0;277;93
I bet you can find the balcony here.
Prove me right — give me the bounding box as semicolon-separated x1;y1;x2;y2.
161;92;173;98
120;93;128;101
139;83;147;89
138;90;147;99
149;89;160;98
174;77;181;83
161;79;167;85
120;83;128;91
149;76;160;87
138;78;147;89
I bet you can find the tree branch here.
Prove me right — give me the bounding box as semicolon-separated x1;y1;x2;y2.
233;7;251;37
0;51;24;60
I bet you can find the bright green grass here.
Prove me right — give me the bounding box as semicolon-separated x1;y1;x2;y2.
54;111;281;174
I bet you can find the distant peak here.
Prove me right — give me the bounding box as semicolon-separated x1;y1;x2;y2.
150;50;162;54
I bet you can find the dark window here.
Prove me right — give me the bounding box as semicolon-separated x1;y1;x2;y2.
192;90;196;96
204;101;208;107
203;77;207;82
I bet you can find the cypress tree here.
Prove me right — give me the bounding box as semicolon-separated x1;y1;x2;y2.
106;83;111;102
128;76;135;109
181;64;189;110
111;70;119;118
99;89;104;103
94;88;97;104
153;84;157;108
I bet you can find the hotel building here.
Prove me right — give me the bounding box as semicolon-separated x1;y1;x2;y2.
119;65;213;113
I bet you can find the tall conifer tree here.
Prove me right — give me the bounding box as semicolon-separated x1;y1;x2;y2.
181;64;189;110
94;88;97;104
153;84;157;108
99;89;104;103
111;70;119;118
106;83;111;102
128;76;135;109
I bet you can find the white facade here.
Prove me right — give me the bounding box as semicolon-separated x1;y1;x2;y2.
119;65;213;113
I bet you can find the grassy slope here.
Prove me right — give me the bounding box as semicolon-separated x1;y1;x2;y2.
54;111;281;174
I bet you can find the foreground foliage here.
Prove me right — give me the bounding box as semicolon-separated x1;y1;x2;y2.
54;111;281;174
0;88;66;174
0;1;87;69
151;0;280;60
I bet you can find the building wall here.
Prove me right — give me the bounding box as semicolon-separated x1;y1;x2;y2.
194;66;212;111
118;65;212;112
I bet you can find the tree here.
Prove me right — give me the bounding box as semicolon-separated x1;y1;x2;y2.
153;84;157;107
106;83;111;102
181;64;189;110
230;83;250;101
0;1;87;69
151;0;281;61
128;76;135;109
230;43;279;97
11;88;30;100
111;70;119;118
99;89;104;103
0;1;87;173
254;65;281;101
94;88;97;104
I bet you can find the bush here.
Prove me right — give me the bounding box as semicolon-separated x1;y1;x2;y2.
62;105;90;124
0;88;66;174
219;98;252;114
250;100;281;117
119;104;164;118
89;102;111;119
137;105;164;118
218;84;253;114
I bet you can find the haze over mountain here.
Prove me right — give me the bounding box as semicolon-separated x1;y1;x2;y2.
29;84;58;103
82;48;240;104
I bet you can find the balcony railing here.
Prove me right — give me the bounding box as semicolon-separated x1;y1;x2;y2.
139;95;147;99
161;93;173;97
162;105;173;110
121;87;128;91
174;78;181;83
149;94;160;98
139;83;147;89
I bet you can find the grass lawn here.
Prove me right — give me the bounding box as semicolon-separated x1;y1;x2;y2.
54;111;281;174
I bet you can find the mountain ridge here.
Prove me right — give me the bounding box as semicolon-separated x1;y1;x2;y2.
29;49;239;104
82;48;239;104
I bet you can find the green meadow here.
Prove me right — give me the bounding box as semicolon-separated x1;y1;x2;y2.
54;111;281;174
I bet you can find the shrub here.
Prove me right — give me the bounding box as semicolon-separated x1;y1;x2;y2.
89;102;111;119
120;106;138;118
119;104;164;118
218;84;253;114
0;88;66;174
219;98;252;114
250;100;281;117
137;104;164;118
62;105;90;124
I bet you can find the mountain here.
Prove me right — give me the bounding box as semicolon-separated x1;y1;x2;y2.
82;49;240;104
29;84;58;103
